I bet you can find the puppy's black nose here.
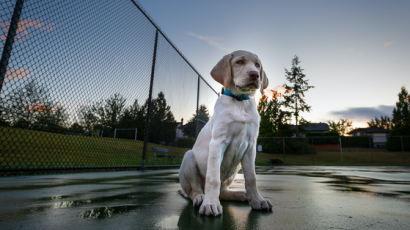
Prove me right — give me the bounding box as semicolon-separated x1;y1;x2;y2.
249;71;259;80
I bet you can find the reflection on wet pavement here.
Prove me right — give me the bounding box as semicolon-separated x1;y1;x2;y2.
0;167;409;229
256;166;410;201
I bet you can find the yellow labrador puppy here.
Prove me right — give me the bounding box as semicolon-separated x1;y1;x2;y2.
179;50;271;216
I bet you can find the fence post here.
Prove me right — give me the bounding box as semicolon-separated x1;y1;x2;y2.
114;128;117;138
142;29;159;169
368;136;372;148
339;136;343;164
0;0;25;93
282;137;285;154
134;128;138;141
369;136;373;163
195;75;200;137
400;136;404;152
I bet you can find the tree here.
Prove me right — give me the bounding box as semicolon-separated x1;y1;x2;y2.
78;93;126;136
118;99;145;140
144;92;177;144
391;87;410;135
0;94;9;126
95;93;126;131
367;116;393;130
183;105;210;138
68;122;84;133
283;56;314;136
257;92;292;137
79;104;98;133
2;80;67;132
78;92;176;142
327;119;352;136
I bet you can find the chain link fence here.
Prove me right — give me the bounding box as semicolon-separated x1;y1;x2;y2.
1;1;408;172
257;136;410;166
0;0;219;171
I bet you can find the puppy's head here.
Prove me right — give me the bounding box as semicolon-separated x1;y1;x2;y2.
211;50;269;95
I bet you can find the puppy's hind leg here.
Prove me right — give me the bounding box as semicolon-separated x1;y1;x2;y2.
219;175;247;202
179;150;204;207
220;190;248;202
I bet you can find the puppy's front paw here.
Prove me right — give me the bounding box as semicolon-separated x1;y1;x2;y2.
199;198;222;216
193;194;204;207
249;197;272;211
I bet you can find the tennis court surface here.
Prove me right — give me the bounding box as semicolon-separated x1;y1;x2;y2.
0;166;409;230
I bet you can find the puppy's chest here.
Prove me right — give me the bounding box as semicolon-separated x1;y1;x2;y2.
220;128;253;179
222;114;258;167
227;109;259;137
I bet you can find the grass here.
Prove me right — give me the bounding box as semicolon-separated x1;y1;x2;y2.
0;127;188;169
1;126;409;169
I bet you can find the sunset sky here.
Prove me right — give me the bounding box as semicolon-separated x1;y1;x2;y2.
137;0;410;127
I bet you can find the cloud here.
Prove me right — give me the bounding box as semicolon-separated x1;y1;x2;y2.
263;85;291;99
0;19;54;41
27;102;61;114
330;105;394;120
4;68;31;81
383;40;395;48
187;32;229;52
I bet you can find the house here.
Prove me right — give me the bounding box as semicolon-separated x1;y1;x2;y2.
175;118;186;140
291;123;330;136
303;123;330;133
348;127;389;148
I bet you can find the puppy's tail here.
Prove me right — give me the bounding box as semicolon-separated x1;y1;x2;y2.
178;189;189;199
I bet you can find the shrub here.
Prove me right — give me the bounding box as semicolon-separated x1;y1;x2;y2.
386;136;410;151
285;140;316;154
308;136;339;145
341;136;372;148
257;138;283;154
175;137;195;148
305;131;339;137
258;137;316;154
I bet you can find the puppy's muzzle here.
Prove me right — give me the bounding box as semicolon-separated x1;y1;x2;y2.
246;71;260;88
249;71;259;81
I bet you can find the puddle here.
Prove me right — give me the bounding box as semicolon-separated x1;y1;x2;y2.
80;205;140;219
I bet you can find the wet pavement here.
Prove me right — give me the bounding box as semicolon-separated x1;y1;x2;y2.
0;166;409;230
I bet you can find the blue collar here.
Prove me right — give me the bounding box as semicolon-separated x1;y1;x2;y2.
222;89;250;101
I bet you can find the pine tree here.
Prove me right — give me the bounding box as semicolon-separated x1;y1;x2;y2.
367;116;393;130
283;56;314;136
258;93;292;137
391;87;410;135
328;119;352;136
183;105;210;138
146;92;177;143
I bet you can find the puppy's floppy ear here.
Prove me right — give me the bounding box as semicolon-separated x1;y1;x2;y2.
211;54;233;89
260;69;269;95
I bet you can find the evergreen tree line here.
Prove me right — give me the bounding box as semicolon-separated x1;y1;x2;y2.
0;79;212;145
78;91;177;144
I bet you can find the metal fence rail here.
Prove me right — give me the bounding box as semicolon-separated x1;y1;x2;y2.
0;0;219;171
257;136;410;165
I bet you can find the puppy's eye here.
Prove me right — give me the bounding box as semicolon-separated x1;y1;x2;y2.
255;63;260;68
236;60;245;65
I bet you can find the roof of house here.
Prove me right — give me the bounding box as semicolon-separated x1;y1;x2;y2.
304;123;330;132
291;123;330;132
348;127;389;134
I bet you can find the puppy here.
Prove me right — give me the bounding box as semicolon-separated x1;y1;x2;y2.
179;50;271;216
